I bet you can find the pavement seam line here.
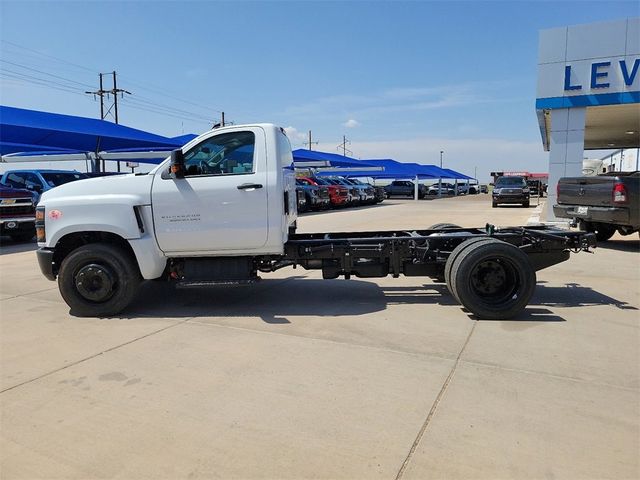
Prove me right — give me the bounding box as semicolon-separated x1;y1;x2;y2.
395;320;478;480
0;318;193;394
0;287;59;302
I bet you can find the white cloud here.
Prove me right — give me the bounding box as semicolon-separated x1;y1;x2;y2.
283;126;308;146
343;119;360;128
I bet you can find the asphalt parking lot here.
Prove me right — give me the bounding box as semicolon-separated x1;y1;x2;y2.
1;194;638;479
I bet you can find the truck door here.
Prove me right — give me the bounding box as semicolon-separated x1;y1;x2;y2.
151;127;269;253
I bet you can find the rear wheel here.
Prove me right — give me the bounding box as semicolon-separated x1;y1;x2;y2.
58;243;141;317
582;222;616;242
445;237;500;301
449;240;536;320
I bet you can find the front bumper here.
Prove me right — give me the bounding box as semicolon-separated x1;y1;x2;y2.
493;194;529;204
309;197;331;208
553;204;631;226
36;248;56;281
0;217;35;235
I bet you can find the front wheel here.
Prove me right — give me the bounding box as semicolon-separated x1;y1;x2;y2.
449;240;536;319
58;243;141;317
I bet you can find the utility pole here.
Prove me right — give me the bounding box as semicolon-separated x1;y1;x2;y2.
303;130;318;150
221;111;225;127
337;135;352;157
85;71;131;123
85;71;131;172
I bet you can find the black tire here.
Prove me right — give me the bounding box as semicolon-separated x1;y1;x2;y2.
523;201;530;208
445;237;501;301
583;222;616;242
450;240;536;320
9;231;35;242
492;201;498;208
429;223;462;230
58;243;141;317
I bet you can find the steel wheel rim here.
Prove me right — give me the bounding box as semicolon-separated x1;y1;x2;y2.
74;263;117;303
469;257;519;304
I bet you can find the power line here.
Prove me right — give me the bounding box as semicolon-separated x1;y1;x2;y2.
0;40;229;126
0;70;87;96
119;75;224;114
0;59;95;89
0;40;98;74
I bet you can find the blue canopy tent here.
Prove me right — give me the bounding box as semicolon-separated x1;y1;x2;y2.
440;167;474;180
316;159;419;179
0;105;199;171
292;149;379;169
0;105;188;155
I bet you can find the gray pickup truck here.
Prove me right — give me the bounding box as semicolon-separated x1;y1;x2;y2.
554;172;640;241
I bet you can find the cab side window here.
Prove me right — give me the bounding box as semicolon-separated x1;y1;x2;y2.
182;131;255;177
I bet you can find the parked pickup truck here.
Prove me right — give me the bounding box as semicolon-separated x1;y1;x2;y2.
0;184;37;242
34;123;595;320
384;180;427;199
554;172;640;241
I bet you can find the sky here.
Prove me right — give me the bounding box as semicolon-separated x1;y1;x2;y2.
1;0;638;180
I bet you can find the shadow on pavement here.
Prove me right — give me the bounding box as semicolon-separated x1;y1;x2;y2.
105;277;636;323
0;237;37;255
531;282;637;310
123;278;461;322
596;238;640;253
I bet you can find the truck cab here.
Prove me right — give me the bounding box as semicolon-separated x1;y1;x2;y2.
36;124;296;314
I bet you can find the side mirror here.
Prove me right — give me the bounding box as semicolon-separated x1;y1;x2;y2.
170;149;185;179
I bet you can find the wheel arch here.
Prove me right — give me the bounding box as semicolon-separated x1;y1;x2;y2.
52;231;141;278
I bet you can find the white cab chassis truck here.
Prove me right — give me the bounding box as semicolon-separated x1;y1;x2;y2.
35;124;595;320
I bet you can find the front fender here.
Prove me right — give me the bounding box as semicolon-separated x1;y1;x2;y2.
43;195;145;247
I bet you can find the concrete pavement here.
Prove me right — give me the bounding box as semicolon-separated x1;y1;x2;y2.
1;195;638;479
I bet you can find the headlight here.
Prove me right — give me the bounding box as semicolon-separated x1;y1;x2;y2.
523;188;530;193
35;206;46;242
493;188;501;194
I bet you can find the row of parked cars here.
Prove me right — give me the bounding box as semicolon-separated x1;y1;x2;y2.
383;180;488;199
295;176;385;212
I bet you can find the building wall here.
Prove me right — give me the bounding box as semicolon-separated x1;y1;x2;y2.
600;148;640;172
536;18;640;220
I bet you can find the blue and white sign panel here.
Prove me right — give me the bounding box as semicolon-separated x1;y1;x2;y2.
536;17;640;109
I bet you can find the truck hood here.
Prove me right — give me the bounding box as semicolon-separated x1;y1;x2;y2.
39;173;154;205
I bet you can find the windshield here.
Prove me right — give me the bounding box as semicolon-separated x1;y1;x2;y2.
41;172;88;187
496;177;525;186
312;178;328;185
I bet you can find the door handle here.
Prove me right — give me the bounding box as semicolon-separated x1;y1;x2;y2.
237;183;263;190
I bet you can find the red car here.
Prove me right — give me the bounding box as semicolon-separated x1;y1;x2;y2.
299;177;349;207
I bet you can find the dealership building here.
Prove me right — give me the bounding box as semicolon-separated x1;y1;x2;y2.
536;17;639;220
